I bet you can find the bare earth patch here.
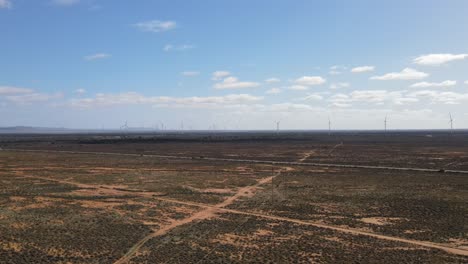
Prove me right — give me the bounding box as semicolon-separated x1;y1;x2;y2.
361;217;407;226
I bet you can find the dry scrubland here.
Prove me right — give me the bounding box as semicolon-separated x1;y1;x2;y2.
0;132;467;263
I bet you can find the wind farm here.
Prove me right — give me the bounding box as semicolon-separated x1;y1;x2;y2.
1;128;468;263
2;0;468;263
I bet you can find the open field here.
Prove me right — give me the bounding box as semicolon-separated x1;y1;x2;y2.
0;132;467;263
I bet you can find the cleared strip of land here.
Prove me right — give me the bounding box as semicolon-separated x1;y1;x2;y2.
5;149;468;174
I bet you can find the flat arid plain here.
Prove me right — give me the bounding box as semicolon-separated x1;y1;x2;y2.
0;131;467;263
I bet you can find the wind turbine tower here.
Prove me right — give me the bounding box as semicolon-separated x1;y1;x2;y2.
328;117;331;136
449;113;454;134
384;115;387;133
120;121;129;138
276;121;280;135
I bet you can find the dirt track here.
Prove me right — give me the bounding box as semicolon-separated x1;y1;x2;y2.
113;169;283;264
11;165;468;260
5;149;468;174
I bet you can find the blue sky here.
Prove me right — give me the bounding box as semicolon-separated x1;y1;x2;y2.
1;0;468;130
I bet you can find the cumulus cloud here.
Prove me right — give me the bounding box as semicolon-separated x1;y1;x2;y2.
6;92;63;104
349;90;403;104
265;78;280;83
181;71;200;77
0;86;34;95
294;76;326;86
287;85;309;91
52;0;80;6
329;90;419;108
134;20;177;33
465;80;468;85
329;65;346;75
246;103;318;113
70;92;263;108
212;71;231;80
327;88;468;108
84;53;111;61
303;93;324;101
407;90;468;105
163;44;194;52
0;85;63;105
413;53;468;66
0;0;12;9
267;103;315;112
266;88;281;94
330;82;350;90
351;66;375;73
410;80;456;88
371;68;428;81
213;77;260;90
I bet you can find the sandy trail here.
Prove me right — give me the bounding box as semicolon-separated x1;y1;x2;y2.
298;150;316;162
149;196;468;257
5;163;468;260
114;170;283;264
328;142;344;155
14;170;468;259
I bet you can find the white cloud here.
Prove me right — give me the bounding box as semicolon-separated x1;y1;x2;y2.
407;90;468;105
6;92;63;104
163;44;194;52
265;78;280;83
413;53;468;66
134;20;177;33
329;90;419;108
0;0;12;9
268;103;315;112
0;86;34;95
52;0;80;6
212;71;231;80
288;85;309;91
70;92;263;108
410;80;456;88
0;86;63;105
329;94;351;108
75;89;86;95
351;66;375;73
349;90;401;104
84;53;111;61
303;93;324;101
327;88;468;107
294;76;326;86
213;77;260;90
330;82;350;90
329;65;346;75
266;88;281;94
465;80;468;85
371;68;428;81
181;71;200;77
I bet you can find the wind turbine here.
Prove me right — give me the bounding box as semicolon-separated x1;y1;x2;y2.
275;121;280;135
120;121;129;138
328;116;331;136
384;115;388;133
120;121;129;130
449;113;454;134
